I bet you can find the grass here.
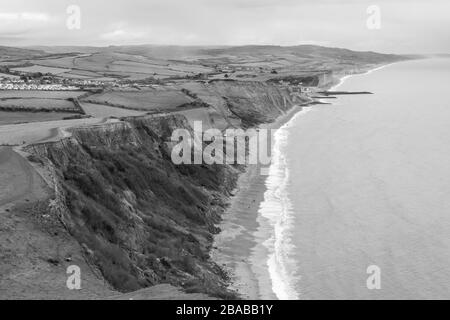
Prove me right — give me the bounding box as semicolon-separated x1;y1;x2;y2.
0;90;86;99
0;98;80;112
0;110;82;125
80;102;146;118
39;117;238;298
0;91;86;114
11;65;72;75
83;88;193;111
30;52;213;80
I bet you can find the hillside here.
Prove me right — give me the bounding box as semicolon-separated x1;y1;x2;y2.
0;44;410;299
11;44;406;85
27;44;406;62
0;79;299;299
0;46;46;62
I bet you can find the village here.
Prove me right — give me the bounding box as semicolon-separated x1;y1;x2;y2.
0;65;313;94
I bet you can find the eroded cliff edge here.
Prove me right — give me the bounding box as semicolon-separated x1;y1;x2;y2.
21;80;305;299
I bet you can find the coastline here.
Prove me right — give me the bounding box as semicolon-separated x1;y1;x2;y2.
212;62;397;300
329;62;396;91
211;103;308;299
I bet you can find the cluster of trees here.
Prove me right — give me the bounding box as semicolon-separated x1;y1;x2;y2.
181;88;199;100
19;72;54;82
0;64;55;82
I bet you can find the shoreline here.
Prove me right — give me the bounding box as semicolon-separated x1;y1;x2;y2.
212;62;396;300
211;103;308;299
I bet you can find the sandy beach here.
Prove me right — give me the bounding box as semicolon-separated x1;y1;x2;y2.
211;102;309;299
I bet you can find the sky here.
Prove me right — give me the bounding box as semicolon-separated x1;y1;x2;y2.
0;0;449;54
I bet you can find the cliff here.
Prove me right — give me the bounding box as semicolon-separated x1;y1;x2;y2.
26;116;237;298
23;80;301;299
178;80;308;130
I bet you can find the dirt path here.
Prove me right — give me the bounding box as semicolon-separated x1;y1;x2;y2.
0;146;117;299
0;123;214;299
0;147;38;207
0;117;117;145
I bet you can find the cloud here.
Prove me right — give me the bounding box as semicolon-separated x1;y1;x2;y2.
0;12;49;22
100;29;144;41
100;22;146;42
0;1;449;53
0;11;51;37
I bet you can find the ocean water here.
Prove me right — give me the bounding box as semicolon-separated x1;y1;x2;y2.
259;57;450;299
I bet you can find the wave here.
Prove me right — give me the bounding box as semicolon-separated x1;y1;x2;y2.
332;63;393;91
258;106;312;300
257;64;393;299
331;74;352;91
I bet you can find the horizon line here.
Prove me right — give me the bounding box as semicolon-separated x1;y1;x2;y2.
5;43;429;56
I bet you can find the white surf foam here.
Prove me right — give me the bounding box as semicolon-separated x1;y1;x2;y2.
258;106;312;300
332;64;393;91
257;64;392;300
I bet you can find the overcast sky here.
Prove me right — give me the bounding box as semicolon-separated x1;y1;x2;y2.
0;0;448;53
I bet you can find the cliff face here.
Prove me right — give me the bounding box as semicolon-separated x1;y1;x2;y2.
179;80;305;130
27;115;239;298
24;80;306;298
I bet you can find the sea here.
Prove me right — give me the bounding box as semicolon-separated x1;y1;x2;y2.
257;57;450;299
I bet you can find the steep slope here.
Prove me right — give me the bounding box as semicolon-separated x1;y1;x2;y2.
0;147;116;300
179;80;307;130
20;80;300;299
26;116;238;298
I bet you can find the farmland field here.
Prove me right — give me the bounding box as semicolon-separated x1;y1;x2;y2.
31;56;78;69
0;90;86;99
168;63;212;73
27;52;214;81
81;102;147;118
0;111;81;125
58;72;93;79
84;88;193;111
110;60;212;76
68;69;102;77
11;65;72;75
0;98;77;111
89;77;117;82
0;73;20;79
